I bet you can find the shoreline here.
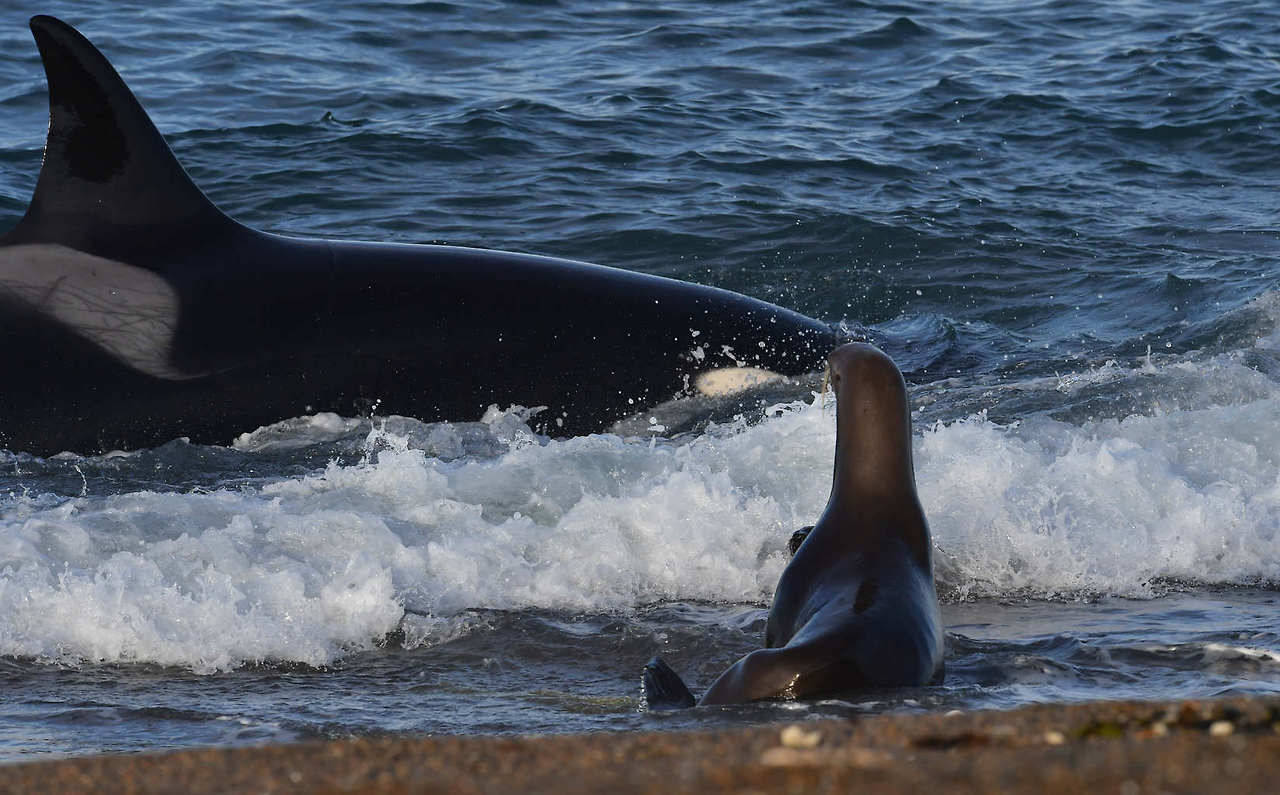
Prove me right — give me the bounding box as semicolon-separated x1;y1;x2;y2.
4;695;1277;793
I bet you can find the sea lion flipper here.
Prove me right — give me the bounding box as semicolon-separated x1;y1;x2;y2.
642;656;697;710
788;525;814;556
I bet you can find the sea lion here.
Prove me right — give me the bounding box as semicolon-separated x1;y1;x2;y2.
644;342;944;708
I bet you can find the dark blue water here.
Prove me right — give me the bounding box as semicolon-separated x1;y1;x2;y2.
1;0;1278;762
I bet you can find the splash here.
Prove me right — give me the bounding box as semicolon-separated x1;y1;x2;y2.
2;338;1278;669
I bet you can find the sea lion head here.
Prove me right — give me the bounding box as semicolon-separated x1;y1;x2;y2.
826;342;917;500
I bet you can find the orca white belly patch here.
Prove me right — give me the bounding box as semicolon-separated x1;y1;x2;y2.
0;243;187;379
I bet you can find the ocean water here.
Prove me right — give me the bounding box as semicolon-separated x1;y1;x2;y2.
2;0;1279;761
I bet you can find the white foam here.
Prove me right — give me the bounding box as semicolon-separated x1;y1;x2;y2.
1;341;1277;669
232;412;364;451
919;397;1280;598
1198;643;1280;665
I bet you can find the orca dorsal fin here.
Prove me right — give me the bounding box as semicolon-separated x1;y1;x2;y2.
4;16;234;258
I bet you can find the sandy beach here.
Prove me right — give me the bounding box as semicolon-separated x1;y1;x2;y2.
3;695;1276;794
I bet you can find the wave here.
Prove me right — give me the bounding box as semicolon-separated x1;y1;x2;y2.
2;308;1278;670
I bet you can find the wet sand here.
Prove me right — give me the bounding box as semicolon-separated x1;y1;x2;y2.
3;695;1277;794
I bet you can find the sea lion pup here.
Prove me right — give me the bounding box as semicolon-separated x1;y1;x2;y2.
643;342;944;708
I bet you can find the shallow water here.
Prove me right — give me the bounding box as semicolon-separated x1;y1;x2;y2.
1;0;1279;762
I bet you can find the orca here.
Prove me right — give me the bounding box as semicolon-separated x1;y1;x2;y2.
0;16;837;456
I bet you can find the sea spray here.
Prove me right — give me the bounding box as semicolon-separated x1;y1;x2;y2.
4;342;1279;671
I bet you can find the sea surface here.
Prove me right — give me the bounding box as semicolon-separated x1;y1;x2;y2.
1;0;1279;761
